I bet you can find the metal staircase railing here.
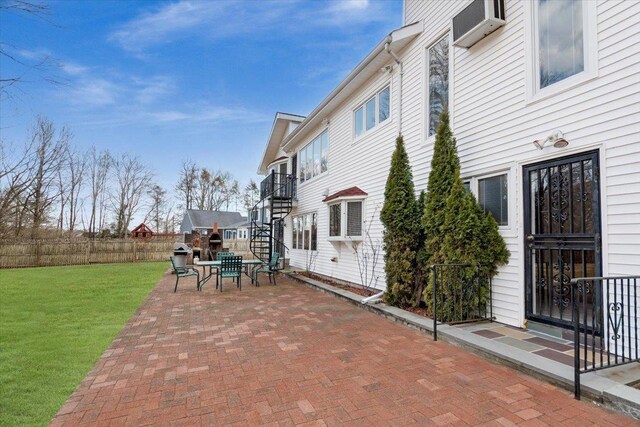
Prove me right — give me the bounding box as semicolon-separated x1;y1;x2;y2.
249;170;296;263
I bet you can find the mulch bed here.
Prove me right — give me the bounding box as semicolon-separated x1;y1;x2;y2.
297;272;376;297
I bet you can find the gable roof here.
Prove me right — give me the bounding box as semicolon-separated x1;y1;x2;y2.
322;186;368;203
184;210;246;229
131;223;153;233
258;112;305;174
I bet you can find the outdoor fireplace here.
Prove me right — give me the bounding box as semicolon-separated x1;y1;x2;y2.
207;223;224;260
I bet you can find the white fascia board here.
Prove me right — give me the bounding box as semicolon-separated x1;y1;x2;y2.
281;20;423;153
257;112;305;175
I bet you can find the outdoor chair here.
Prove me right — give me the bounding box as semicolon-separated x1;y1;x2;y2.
169;256;200;292
217;255;243;291
252;252;279;287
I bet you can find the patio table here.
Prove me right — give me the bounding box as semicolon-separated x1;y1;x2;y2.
194;259;264;289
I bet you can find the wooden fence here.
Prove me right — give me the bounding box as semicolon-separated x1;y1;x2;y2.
0;239;253;269
0;240;174;268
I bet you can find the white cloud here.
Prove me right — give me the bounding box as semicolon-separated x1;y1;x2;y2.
147;104;269;124
68;78;120;106
133;75;174;104
60;62;89;76
108;0;387;54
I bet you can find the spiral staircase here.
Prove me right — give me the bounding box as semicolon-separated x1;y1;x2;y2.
249;171;296;263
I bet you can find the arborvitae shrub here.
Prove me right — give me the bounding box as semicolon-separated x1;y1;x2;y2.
381;135;420;307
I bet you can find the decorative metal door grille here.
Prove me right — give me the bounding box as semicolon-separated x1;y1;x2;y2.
523;151;601;329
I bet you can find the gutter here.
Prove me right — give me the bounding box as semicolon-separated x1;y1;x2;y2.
281;21;422;153
385;38;403;136
281;41;388;152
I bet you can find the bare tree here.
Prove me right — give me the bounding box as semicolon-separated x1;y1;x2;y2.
65;146;86;231
0;1;63;100
87;147;111;236
350;204;382;291
110;154;152;238
175;159;197;210
242;179;259;213
0;136;36;237
195;168;211;210
145;184;167;233
26;116;68;238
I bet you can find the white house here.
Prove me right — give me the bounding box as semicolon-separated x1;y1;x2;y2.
256;0;640;331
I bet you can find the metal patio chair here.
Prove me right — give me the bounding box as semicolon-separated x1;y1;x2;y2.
216;255;243;291
252;252;280;287
169;256;200;292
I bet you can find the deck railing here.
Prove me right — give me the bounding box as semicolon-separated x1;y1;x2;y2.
431;264;494;341
572;276;640;399
259;171;297;200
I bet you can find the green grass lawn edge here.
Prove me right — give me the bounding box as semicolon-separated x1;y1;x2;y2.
0;262;168;427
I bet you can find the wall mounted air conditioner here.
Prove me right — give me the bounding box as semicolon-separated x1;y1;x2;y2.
452;0;505;48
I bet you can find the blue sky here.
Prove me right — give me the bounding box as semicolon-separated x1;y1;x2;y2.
1;0;402;195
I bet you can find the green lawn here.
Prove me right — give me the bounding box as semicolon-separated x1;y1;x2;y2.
0;262;168;427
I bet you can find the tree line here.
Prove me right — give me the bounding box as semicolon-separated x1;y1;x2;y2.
0;116;261;240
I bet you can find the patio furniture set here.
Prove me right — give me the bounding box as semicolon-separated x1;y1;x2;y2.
169;252;280;293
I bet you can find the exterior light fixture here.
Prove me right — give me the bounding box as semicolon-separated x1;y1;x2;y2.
533;130;569;150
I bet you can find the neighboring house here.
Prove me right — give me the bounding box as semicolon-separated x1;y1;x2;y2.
255;0;640;330
179;210;248;239
130;223;153;240
224;218;251;240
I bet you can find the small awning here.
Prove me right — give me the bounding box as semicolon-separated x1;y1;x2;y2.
322;186;368;203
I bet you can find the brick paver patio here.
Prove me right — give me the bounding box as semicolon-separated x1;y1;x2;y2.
51;273;635;426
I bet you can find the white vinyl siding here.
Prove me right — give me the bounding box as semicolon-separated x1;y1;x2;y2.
280;0;640;329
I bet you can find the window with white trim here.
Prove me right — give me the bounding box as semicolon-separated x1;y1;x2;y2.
535;0;584;90
464;173;510;227
427;34;449;137
354;85;390;138
327;199;364;239
293;213;317;250
299;130;328;183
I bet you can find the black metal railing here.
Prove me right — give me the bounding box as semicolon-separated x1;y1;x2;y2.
431;264;494;341
572;276;640;399
259;171;296;200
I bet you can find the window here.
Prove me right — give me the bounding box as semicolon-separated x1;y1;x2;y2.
478;174;509;226
311;213;317;251
427;35;449;137
293;213;317;251
303;215;310;250
462;181;471;192
329;203;341;237
292;217;299;249
536;0;584;89
378;86;390;123
327;199;364;240
346;201;362;237
354;85;390;138
299;130;328;183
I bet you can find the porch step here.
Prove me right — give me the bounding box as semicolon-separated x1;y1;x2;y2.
526;320;575;341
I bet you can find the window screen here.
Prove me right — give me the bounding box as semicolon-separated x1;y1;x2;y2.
346;201;363;236
479;174;508;226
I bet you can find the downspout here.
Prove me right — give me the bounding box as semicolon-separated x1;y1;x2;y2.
360;39;404;307
361;290;385;305
385;38;403;136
